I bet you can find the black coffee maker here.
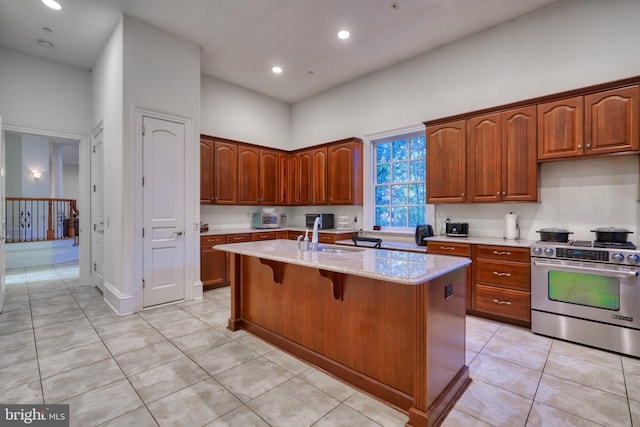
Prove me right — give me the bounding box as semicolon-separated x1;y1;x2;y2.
414;224;434;246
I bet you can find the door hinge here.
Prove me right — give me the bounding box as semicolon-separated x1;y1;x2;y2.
93;224;96;231
142;279;145;289
93;263;97;271
142;228;145;238
142;125;145;136
92;145;96;153
93;184;96;192
142;177;144;186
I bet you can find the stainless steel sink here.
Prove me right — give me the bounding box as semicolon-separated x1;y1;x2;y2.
317;246;365;254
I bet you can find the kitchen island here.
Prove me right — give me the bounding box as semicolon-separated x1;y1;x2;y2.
215;240;471;427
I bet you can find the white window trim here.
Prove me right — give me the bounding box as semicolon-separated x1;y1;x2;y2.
363;124;435;235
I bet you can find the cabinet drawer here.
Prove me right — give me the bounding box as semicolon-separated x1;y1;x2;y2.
226;233;251;243
475;284;531;322
476;259;530;291
200;235;225;246
252;231;276;241
427;241;471;257
319;233;337;244
475;245;530;262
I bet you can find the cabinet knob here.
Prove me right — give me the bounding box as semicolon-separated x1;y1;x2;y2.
586;144;591;149
578;144;582;149
496;192;500;196
461;193;465;197
502;191;506;196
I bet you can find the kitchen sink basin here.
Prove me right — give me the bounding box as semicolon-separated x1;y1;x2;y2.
317;246;365;254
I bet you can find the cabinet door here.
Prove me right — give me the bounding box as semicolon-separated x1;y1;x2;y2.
200;235;228;288
585;85;639;156
252;231;276;241
237;146;259;204
312;148;327;205
298;150;313;205
426;121;466;203
502;106;537;201
259;149;279;205
213;141;238;204
328;141;363;205
200;140;214;204
537;96;584;160
467;113;502;203
278;153;298;205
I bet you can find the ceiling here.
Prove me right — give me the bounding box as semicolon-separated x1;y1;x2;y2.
0;0;563;103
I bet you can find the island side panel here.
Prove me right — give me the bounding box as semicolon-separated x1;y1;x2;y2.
227;253;243;331
409;267;471;427
240;255;416;407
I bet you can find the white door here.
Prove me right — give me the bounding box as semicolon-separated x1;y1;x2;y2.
142;116;185;307
91;127;105;291
0;116;6;312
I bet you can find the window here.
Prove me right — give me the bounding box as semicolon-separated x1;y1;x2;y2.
373;131;426;231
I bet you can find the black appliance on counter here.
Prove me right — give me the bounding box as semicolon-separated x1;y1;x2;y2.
446;222;469;237
305;213;334;229
414;224;433;246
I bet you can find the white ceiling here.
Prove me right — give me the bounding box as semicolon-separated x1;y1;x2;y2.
0;0;563;103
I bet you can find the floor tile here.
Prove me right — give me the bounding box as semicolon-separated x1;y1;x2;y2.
480;335;549;371
114;341;184;377
233;331;277;355
205;404;269;427
263;348;310;375
343;392;408;427
0;328;34;350
195;307;230;327
550;339;622;371
630;399;640;427
102;328;167;356
140;306;194;326
623;371;640;403
465;329;493;353
128;357;209;404
147;378;242;426
544;351;626;397
36;327;101;357
192;340;259;376
38;341;111;378
469;353;541;399
93;316;152;339
0;380;43;404
622;356;640;376
248;377;340;427
153;316;210;339
170;327;232;355
215;357;293;403
33;316;94;341
453;380;532;427
32;306;86;328
534;373;631;427
297;367;356;402
62;379;143;427
526;401;602;426
0;340;37;368
0;358;41;393
42;357;125;403
441;409;493;427
314;403;381;427
492;325;552;352
466;316;501;336
98;406;159;427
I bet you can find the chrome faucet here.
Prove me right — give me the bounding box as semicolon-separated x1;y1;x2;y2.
312;216;321;251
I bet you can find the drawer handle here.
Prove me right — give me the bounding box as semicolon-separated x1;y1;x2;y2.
492;299;512;305
233;237;244;241
493;271;512;277
439;246;456;251
492;250;511;256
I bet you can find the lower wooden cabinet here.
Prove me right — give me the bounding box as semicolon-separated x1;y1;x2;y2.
200;235;228;289
472;245;531;326
427;241;472;310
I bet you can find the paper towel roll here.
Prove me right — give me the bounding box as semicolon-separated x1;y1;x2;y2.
504;213;519;240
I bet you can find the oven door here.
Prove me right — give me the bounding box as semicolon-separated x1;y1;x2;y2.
532;259;640;330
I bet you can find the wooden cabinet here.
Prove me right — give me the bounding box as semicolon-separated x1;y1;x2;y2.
537;96;584;160
472;245;531;326
238;146;279;205
252;231;277;241
327;139;363;205
585;85;639;156
200;139;214;204
427;241;472;310
299;147;327;205
212;141;238;204
426;121;467;203
467;107;537;202
279;153;299;205
200;235;228;289
226;233;251;243
276;231;288;239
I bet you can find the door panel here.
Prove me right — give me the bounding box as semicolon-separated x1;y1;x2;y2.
91;127;105;291
143;116;185;307
0;116;5;312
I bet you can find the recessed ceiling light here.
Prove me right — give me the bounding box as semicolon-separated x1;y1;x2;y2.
37;39;54;48
41;0;62;10
337;30;350;40
272;66;283;74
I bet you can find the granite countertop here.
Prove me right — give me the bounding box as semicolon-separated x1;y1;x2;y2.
201;227;355;237
215;240;470;285
424;235;536;248
334;239;426;253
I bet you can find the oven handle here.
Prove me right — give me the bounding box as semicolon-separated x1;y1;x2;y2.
532;261;640;278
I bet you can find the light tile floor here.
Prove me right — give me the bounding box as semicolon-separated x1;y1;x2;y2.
1;262;639;427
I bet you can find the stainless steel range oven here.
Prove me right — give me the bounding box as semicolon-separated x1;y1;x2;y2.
531;240;640;357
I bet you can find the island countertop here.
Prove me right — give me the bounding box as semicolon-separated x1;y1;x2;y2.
215;239;471;285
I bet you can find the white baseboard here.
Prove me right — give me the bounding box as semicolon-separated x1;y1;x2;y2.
102;280;135;316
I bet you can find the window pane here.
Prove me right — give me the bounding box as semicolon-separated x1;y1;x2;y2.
392;184;408;205
409;160;425;182
408;183;425;205
376;207;391;226
392;140;408;161
409;206;426;227
391;206;407;227
392;162;408;183
377;164;391;184
376;142;392;163
375;186;391;205
410;136;426;159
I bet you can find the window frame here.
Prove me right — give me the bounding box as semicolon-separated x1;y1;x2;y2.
364;125;434;235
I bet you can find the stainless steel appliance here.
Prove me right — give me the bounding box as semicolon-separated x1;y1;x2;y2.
531;239;640;357
305;214;334;229
446;222;468;237
252;211;282;229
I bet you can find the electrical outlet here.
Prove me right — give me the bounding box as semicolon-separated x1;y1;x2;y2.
354;216;358;223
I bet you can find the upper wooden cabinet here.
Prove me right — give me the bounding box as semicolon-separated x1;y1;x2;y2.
278;153;299;205
426;120;467;203
467;107;537;202
585;85;639;156
212;141;238;204
299;147;327;205
200;139;214;204
327;139;363;205
537;96;584;160
238;146;279;205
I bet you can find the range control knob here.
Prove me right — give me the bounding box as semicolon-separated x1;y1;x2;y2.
612;253;625;263
627;254;640;265
532;247;542;256
544;248;554;257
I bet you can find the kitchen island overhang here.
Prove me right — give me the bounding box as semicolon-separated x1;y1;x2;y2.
215;240;472;427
